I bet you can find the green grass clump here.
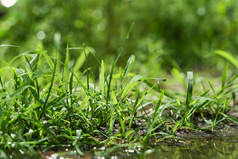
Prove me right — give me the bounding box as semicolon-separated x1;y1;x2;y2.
0;47;238;158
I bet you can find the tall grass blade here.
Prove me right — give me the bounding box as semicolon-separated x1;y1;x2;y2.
39;62;56;119
222;65;228;88
64;45;70;92
100;60;105;98
186;71;193;105
182;71;193;126
107;53;121;100
83;44;90;90
154;90;164;118
120;55;135;88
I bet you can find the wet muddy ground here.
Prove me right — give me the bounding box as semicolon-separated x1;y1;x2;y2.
41;122;238;159
40;107;238;159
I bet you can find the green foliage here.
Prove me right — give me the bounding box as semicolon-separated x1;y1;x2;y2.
1;0;238;71
1;1;238;157
0;49;237;156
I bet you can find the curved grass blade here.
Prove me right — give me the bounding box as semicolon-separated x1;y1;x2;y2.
171;68;185;88
215;50;238;68
120;55;135;89
121;81;138;99
0;44;19;47
142;78;174;98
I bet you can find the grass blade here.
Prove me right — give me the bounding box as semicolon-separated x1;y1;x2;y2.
39;62;56;119
107;53;121;100
64;45;70;92
215;50;238;68
182;71;193;126
100;60;105;99
171;68;185;88
222;65;228;88
120;55;135;88
186;71;193;105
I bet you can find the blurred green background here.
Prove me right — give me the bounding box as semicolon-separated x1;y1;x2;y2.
1;0;238;75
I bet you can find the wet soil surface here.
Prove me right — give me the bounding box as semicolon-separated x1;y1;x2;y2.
43;108;238;159
42;124;238;159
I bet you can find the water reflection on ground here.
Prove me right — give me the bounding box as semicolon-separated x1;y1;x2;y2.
132;138;238;159
46;125;238;159
47;137;238;159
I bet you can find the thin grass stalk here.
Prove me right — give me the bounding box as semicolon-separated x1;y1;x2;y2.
39;61;56;119
182;71;193;126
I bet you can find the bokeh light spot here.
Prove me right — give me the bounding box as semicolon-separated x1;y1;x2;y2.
97;23;105;31
36;31;46;40
197;7;206;16
1;0;17;8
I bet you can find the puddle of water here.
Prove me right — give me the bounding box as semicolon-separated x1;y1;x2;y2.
45;138;238;159
135;139;238;159
45;125;238;159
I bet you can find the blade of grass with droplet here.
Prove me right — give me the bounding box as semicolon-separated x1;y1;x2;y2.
186;71;193;105
28;54;40;72
182;71;193;126
142;78;174;98
0;44;19;48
